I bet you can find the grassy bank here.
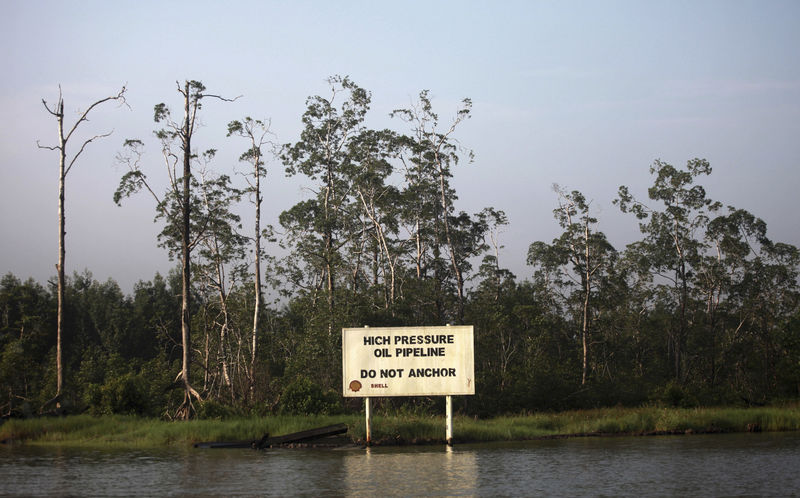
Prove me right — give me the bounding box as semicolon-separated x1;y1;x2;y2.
2;404;799;447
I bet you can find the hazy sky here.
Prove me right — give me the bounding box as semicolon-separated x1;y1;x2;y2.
2;0;799;293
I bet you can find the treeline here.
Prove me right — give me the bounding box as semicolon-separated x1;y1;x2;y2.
2;77;799;419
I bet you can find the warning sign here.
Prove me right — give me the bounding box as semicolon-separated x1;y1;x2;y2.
342;326;475;397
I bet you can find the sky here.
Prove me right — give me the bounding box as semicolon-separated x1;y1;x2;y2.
2;0;799;294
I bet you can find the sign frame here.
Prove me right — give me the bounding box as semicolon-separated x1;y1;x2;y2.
342;325;475;446
342;325;475;398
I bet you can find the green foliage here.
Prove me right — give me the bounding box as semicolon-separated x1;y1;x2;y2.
8;78;800;420
279;376;341;415
0;275;54;416
195;399;241;420
87;373;150;416
76;348;171;417
656;381;698;408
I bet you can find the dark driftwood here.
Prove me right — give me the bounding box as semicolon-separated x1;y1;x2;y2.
254;423;348;449
193;440;254;449
194;423;348;450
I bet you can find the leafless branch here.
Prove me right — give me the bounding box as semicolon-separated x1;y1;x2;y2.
36;140;59;151
66;130;115;176
63;85;128;144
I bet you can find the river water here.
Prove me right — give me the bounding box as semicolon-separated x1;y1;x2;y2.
1;432;799;496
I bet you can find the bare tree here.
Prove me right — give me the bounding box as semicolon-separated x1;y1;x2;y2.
38;84;127;410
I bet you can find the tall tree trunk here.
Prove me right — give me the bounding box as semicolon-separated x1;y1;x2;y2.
438;165;464;322
251;162;262;399
581;221;590;386
215;258;232;396
323;167;335;334
415;219;423;279
674;225;687;382
227;116;270;402
178;81;200;418
56;101;66;408
357;189;397;308
40;85;126;411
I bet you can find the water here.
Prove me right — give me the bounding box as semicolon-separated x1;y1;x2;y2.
1;432;799;496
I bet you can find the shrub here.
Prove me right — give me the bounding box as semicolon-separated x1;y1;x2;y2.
279;376;341;415
89;373;150;416
656;381;699;408
195;399;240;420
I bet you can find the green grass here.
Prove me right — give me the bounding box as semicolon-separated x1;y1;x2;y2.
2;404;799;448
0;415;362;448
476;405;800;440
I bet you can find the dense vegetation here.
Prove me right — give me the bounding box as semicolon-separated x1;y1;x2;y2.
2;77;799;420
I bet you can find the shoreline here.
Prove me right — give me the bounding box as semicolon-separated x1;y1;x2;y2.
2;405;798;448
349;424;778;448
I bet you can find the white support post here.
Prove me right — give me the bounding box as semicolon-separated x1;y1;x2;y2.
445;323;453;446
365;396;372;446
446;395;453;446
364;325;371;447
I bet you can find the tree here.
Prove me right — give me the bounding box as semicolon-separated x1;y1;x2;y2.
280;75;370;331
467;209;517;401
616;159;720;381
703;207;800;398
115;80;236;419
528;187;616;385
227;117;273;396
475;207;511;302
38;84;127;410
0;275;53;417
348;128;403;310
391;91;476;322
192;168;246;402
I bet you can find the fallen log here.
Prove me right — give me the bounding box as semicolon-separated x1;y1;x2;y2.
255;423;348;449
194;423;348;450
193;440;254;449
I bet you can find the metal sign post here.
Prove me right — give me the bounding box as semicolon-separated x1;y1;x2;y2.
365;396;372;446
446;395;453;446
363;326;372;446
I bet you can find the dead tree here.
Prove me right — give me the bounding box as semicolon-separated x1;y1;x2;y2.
38;84;127;410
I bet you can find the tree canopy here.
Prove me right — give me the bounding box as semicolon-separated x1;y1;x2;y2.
3;78;798;419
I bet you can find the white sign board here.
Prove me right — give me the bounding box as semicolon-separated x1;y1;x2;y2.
342;326;475;397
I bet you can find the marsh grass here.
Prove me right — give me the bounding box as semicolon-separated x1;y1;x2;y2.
2;404;798;447
0;415;362;448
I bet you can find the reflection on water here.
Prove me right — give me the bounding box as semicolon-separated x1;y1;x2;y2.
472;433;800;497
1;432;799;496
343;445;477;496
